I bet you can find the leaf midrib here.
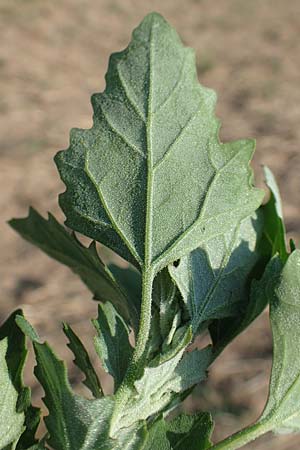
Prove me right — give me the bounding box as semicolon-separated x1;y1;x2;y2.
144;19;154;271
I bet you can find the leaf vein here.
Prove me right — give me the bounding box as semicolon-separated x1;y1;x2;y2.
116;63;146;123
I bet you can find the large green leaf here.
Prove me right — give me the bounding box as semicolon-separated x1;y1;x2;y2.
55;12;263;274
169;213;263;333
208;169;289;354
258;249;300;433
9;208;137;326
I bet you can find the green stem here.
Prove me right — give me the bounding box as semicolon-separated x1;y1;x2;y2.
115;267;154;388
210;420;272;450
131;267;154;367
110;267;154;435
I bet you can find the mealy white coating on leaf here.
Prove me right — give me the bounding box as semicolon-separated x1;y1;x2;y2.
55;12;263;274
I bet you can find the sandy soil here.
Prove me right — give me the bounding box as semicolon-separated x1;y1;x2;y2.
0;0;299;448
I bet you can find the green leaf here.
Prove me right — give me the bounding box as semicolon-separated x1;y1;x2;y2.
144;412;213;450
258;249;300;433
108;263;141;333
152;269;181;342
0;311;25;449
9;208;137;325
170;213;263;333
63;323;102;398
259;166;288;262
15;406;41;450
118;345;212;429
92;303;133;391
144;418;172;450
0;310;40;450
24;437;48;450
167;412;213;449
16;316;146;450
55;12;263;275
210;255;283;356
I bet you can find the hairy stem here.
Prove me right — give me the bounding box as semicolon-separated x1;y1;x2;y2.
132;267;154;366
110;268;154;436
210;420;272;450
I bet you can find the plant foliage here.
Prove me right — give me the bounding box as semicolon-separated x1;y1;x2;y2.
3;11;298;450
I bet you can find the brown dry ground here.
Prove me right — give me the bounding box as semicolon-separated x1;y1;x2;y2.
0;0;299;449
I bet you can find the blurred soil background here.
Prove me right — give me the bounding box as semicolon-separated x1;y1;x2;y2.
0;0;299;448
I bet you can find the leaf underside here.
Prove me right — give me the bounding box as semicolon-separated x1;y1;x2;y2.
55;12;263;274
169;212;264;333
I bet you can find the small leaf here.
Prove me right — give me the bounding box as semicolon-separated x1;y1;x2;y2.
10;208;136;325
258;250;300;433
144;412;213;450
170;213;263;333
210;255;283;355
259;166;288;262
118;345;212;430
144;418;171;450
63;323;102;398
167;412;213;449
92;303;133;391
55;12;263;275
152;268;181;343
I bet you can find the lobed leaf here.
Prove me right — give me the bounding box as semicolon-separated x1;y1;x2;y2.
16;316;146;450
209;169;289;354
93;302;133;391
55;12;263;275
169;213;263;334
9;208;138;327
63;323;102;398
